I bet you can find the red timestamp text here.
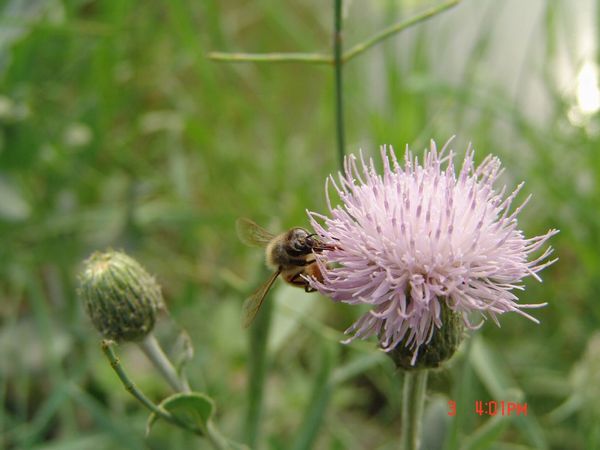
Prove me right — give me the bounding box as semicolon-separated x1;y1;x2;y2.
447;400;528;416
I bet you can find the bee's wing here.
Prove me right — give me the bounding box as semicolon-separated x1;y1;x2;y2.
242;269;280;328
236;218;275;247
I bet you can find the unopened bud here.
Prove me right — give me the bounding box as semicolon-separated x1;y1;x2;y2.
78;250;164;342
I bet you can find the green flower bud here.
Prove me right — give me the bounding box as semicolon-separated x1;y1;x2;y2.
388;301;464;370
78;250;164;342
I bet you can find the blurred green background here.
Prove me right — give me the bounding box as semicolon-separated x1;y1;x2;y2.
1;0;599;449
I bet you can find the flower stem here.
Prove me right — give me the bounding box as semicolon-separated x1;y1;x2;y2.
206;422;233;450
333;0;345;169
101;340;197;433
401;370;428;450
139;333;191;393
102;340;231;449
342;0;461;63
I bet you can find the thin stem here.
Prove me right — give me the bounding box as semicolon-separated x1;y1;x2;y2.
102;341;231;450
207;421;232;450
333;0;345;169
401;370;428;450
101;340;200;434
244;285;274;448
208;51;332;65
342;0;460;63
208;0;459;70
139;333;191;393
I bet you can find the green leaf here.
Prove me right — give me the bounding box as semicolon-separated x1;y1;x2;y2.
146;392;215;437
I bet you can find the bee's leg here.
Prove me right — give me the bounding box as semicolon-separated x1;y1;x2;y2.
289;272;317;292
287;272;306;286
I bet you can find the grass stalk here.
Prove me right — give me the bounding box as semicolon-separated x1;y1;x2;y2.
342;0;460;63
208;52;332;64
334;0;346;169
290;343;336;450
244;292;274;449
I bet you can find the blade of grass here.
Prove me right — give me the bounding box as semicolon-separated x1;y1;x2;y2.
445;338;475;450
0;279;25;445
244;268;274;449
461;414;512;450
331;352;387;385
342;0;461;63
470;335;548;450
68;385;146;450
290;342;336;450
27;273;77;436
208;51;332;64
333;0;345;169
14;379;78;447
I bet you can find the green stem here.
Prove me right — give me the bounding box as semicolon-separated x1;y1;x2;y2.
208;0;459;70
244;287;274;448
139;333;191;393
102;340;232;449
101;340;198;433
208;51;332;64
333;0;345;169
342;0;460;63
401;370;428;450
206;421;232;450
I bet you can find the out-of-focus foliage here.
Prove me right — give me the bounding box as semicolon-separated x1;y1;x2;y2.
0;0;598;449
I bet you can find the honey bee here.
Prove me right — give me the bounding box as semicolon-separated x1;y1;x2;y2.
236;218;332;327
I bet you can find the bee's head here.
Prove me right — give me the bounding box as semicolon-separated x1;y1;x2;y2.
287;228;311;254
287;228;330;254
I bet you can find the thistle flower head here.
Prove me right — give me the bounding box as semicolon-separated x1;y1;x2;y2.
78;250;165;342
308;139;558;366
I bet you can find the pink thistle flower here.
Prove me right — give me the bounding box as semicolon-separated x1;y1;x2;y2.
308;139;558;365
